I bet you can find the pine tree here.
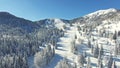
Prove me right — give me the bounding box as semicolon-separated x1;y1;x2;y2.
71;40;77;54
91;45;94;53
75;35;77;39
83;51;87;58
98;52;103;68
55;58;73;68
118;31;120;36
93;44;99;58
107;55;113;68
112;61;117;68
118;44;120;55
86;57;91;68
100;45;104;56
114;44;118;56
34;52;43;68
52;47;55;57
99;60;103;68
77;54;85;67
97;45;103;64
88;40;91;48
74;62;77;68
113;31;117;40
98;54;101;67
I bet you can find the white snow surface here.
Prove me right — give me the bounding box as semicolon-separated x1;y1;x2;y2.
45;24;79;68
1;8;120;68
45;21;120;68
85;8;117;17
45;18;66;29
29;17;120;68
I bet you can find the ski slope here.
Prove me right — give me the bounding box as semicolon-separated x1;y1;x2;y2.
46;22;120;68
45;24;78;68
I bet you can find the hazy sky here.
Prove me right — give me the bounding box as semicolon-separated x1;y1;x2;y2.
0;0;120;21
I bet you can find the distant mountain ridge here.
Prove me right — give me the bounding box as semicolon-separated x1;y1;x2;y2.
71;8;120;24
0;12;39;33
0;8;120;34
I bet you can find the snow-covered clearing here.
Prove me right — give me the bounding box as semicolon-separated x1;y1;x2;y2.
45;25;78;68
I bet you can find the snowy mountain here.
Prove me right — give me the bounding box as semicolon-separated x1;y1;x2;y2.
1;8;120;68
0;8;120;33
43;8;120;68
71;8;120;25
0;12;39;33
36;18;69;29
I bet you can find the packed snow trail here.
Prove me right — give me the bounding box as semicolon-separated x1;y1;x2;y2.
45;25;79;68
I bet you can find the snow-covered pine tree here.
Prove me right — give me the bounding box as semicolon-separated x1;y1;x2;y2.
34;51;45;68
46;44;52;59
98;60;103;68
98;53;101;67
83;51;87;58
100;45;104;56
34;44;55;68
55;58;73;68
93;44;99;58
88;39;91;48
117;44;120;55
114;43;118;56
22;56;29;68
91;45;94;53
98;51;103;68
118;31;120;36
113;31;117;40
71;40;77;54
112;61;117;68
75;35;77;39
86;57;91;68
77;54;85;67
73;62;77;68
52;47;55;57
107;54;113;68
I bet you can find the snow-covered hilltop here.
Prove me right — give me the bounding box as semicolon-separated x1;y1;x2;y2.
0;8;120;68
85;8;117;17
71;8;120;24
0;12;39;33
36;18;69;29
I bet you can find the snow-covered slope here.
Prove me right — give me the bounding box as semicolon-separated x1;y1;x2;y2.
71;8;120;25
44;8;120;68
36;18;69;29
1;8;120;68
44;24;79;68
85;8;117;17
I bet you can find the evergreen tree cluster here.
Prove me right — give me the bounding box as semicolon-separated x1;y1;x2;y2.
0;54;28;68
0;26;64;68
34;44;55;68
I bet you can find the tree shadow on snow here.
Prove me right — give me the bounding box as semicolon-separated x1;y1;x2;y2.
45;54;63;68
77;43;89;53
63;34;69;38
57;48;67;51
113;57;120;62
91;62;97;67
56;44;63;47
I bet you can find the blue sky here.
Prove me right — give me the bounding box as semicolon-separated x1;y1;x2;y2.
0;0;120;21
